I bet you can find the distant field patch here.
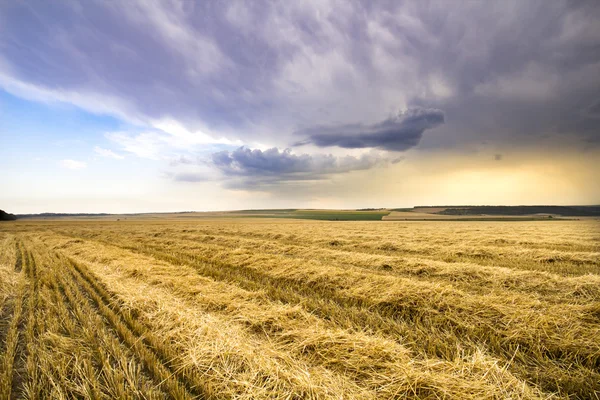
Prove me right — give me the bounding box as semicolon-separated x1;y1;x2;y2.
234;209;391;221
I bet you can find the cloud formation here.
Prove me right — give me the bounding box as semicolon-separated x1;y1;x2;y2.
167;147;389;189
1;0;598;151
1;0;599;198
94;146;124;159
296;108;444;151
60;159;87;170
213;147;383;177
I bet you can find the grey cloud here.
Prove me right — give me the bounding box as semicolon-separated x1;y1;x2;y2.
170;172;211;183
169;155;195;166
296;108;444;151
0;0;599;150
205;147;388;189
582;98;600;119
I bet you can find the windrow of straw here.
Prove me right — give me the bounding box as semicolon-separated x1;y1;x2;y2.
37;232;549;399
1;218;598;399
41;225;600;397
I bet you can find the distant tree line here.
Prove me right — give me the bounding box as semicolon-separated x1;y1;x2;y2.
0;210;17;221
434;206;600;217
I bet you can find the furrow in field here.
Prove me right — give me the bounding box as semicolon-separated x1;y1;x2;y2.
16;235;169;399
117;222;599;275
52;261;167;398
60;254;202;399
41;231;600;399
85;229;600;303
38;232;552;399
13;240;22;273
59;230;600;365
22;243;43;399
59;243;382;399
0;239;27;400
46;276;110;398
92;220;599;253
59;222;600;281
221;221;600;252
30;234;169;399
21;241;104;398
0;235;18;343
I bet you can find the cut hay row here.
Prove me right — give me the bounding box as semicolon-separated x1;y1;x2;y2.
22;244;42;398
0;240;27;399
86;220;598;275
2;235;184;398
0;234;19;327
26;219;600;275
47;239;377;399
27;240;167;399
51;258;168;398
2;220;599;399
172;224;600;275
41;229;600;398
79;227;600;303
39;233;550;399
62;254;203;398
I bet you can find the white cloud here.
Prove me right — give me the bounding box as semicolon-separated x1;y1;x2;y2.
106;121;244;160
0;70;144;125
105;131;164;160
94;146;124;159
150;119;243;147
60;159;87;170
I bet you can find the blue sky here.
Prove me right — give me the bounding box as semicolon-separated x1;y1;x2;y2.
1;1;599;213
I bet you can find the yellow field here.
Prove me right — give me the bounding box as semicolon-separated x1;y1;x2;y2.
0;219;599;399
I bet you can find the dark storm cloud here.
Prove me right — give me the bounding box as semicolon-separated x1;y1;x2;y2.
1;0;599;154
211;147;384;178
400;1;600;148
171;146;389;189
296;108;444;151
582;98;600;119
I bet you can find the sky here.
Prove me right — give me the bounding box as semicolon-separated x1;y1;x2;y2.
1;0;599;213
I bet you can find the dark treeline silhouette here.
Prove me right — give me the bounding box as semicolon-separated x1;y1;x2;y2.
426;205;600;216
0;210;17;221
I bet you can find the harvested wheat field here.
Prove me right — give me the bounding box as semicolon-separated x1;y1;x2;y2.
0;218;599;399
